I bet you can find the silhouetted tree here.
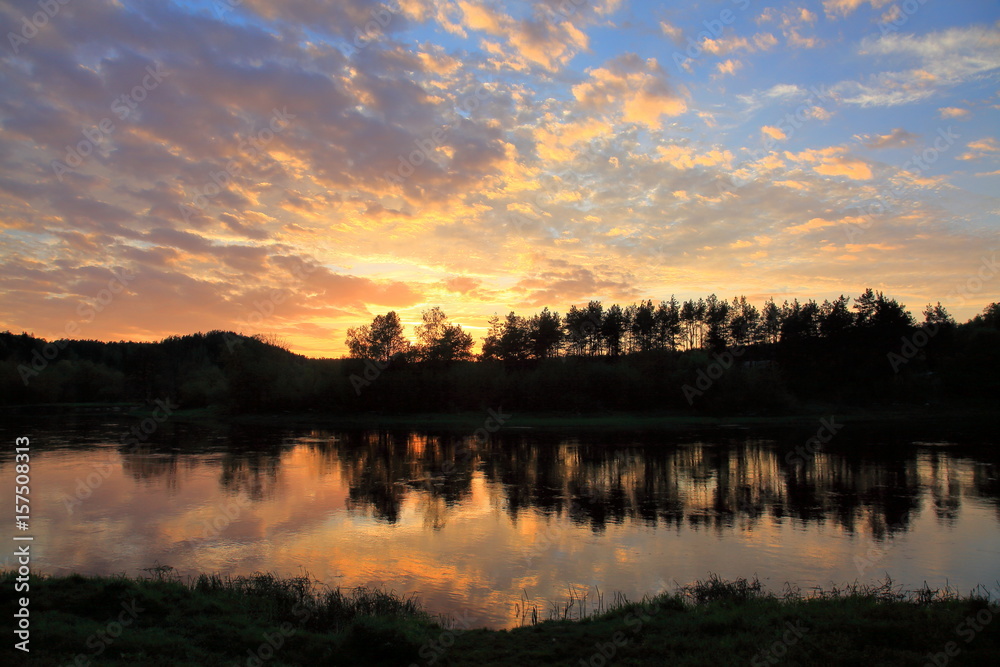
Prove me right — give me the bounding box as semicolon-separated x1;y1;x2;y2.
704;294;730;351
853;290;915;349
415;307;474;363
584;300;605;356
528;308;563;359
694;298;707;348
6;288;998;415
563;305;590;356
970;302;1000;329
602;304;627;358
923;302;954;329
481;315;505;361
631;300;656;352
680;299;697;350
780;299;819;342
819;295;854;339
346;311;410;363
654;297;682;351
872;292;915;332
761;298;782;344
921;302;957;369
729;296;760;347
481;312;530;362
853;288;879;328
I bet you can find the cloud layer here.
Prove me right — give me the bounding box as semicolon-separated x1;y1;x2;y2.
0;0;997;356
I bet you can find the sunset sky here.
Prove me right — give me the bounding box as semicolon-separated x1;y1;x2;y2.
1;0;997;357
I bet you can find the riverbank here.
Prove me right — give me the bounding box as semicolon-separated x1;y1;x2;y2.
6;400;996;433
5;570;999;666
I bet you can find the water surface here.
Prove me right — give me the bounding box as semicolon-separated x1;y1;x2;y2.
2;416;999;628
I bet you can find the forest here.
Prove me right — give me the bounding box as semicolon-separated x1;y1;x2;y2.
1;290;998;415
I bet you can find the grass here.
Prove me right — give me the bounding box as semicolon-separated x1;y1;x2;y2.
4;567;438;666
5;570;1000;666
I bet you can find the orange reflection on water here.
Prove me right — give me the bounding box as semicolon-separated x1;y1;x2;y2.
5;425;1000;628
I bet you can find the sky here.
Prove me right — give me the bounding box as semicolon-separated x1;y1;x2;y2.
0;0;998;358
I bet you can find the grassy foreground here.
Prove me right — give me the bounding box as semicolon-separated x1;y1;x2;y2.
4;571;1000;666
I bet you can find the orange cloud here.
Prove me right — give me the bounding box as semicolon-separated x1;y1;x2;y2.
456;0;591;72
823;0;892;18
958;138;999;160
814;158;873;180
939;107;970;119
787;218;836;234
573;54;687;129
657;145;734;170
761;125;787;141
716;59;743;76
786;147;873;180
860;128;919;149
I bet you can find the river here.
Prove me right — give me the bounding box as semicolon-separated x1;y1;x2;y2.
2;415;998;628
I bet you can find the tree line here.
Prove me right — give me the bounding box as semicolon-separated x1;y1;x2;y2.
0;295;996;415
346;289;956;363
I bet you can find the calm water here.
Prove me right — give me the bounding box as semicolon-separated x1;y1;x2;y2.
2;415;999;628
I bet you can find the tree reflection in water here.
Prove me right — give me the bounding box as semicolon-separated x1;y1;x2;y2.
109;419;999;539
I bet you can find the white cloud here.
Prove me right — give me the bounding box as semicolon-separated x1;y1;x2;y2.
833;26;1000;107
